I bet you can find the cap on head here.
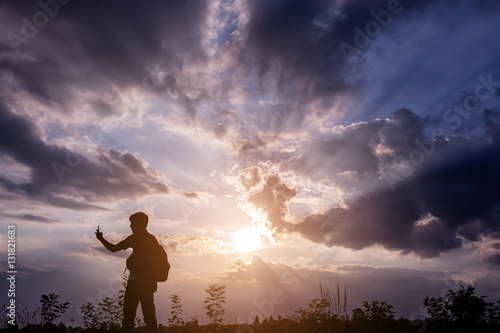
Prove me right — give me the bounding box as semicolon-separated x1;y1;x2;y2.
129;212;148;229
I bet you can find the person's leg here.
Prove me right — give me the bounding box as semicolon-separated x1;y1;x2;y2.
140;282;157;333
122;277;140;333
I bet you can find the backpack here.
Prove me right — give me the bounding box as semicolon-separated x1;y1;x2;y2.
126;239;171;282
151;243;171;282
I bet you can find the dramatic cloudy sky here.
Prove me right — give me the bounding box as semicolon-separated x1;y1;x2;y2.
1;0;500;326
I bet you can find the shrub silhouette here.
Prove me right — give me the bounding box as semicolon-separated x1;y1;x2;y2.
423;284;500;332
40;293;70;326
3;283;500;332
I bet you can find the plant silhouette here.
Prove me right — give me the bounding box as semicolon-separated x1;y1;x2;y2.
3;284;500;332
203;284;227;327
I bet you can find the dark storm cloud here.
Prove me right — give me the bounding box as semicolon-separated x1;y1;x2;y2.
0;0;209;117
245;109;500;258
295;186;463;258
481;241;500;266
0;100;169;209
293;109;500;257
287;120;385;184
0;0;492;129
0;0;477;129
239;0;441;115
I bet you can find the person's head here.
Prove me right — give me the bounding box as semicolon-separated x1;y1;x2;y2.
129;212;148;233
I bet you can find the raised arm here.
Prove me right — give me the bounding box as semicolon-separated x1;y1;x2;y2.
95;226;122;253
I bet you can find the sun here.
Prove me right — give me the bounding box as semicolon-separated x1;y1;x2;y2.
232;228;262;253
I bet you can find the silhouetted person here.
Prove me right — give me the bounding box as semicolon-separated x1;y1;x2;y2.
95;212;158;333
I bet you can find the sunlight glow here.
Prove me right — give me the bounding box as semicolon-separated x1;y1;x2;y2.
232;228;262;253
